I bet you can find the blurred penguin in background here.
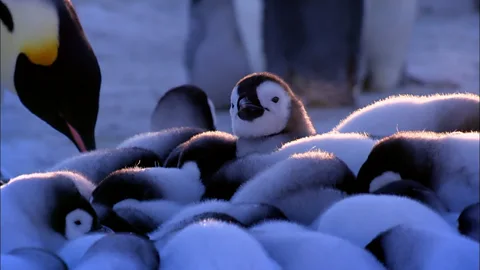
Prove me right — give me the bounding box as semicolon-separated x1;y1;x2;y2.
0;0;102;152
185;0;252;109
359;0;459;93
262;0;364;107
150;84;217;132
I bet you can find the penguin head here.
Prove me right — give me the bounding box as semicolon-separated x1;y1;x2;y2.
1;0;101;152
6;171;102;240
150;84;217;131
230;72;293;138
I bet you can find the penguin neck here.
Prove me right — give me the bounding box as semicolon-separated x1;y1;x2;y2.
236;131;293;158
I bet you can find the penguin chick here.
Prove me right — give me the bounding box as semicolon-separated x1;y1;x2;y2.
74;233;160;270
332;93;480;137
313;194;457;247
56;233;107;269
160;222;281;270
117;126;205;161
153;211;247;250
1;171;102;253
458;202;480;242
48;147;163;184
356;131;480;212
163;130;238;180
1;0;102;152
149;199;288;246
1;247;68;270
112;199;184;234
250;225;387;270
150;84;217;131
209;132;376;190
249;220;312;234
230;72;316;157
373;179;449;214
229;150;357;225
91;162;202;207
366;224;480;270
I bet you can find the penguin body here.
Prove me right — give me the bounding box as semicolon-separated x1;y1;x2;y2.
149;199;287;246
112;199;184;234
372;179;449;214
160;222;280;270
268;131;375;176
261;0;363;107
333;93;480;137
229;150;356;225
1;171;101;253
1;247;67;270
117;127;205;162
163;130;238;180
48;147;163;184
73;233;160;270
150;84;217;131
185;0;251;109
230;72;316;157
91;162;203;208
210;132;376;189
458;202;480;242
56;233;107;268
356;131;480;212
366;224;480;270
313;194;457;247
250;223;387;270
1;0;101;152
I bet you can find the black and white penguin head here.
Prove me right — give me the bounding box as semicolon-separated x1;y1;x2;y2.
5;171;101;240
230;72;293;138
64;209;95;240
150;84;217;131
1;0;101;152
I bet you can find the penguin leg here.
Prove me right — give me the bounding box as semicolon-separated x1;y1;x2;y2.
398;64;460;90
289;71;356;108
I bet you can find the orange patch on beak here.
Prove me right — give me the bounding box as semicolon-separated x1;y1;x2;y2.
66;122;88;152
21;39;59;66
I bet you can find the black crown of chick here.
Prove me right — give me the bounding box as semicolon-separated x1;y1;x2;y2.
1;0;101;152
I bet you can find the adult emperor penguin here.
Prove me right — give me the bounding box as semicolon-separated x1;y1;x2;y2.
262;0;364;107
185;0;251;109
359;0;459;92
0;0;101;152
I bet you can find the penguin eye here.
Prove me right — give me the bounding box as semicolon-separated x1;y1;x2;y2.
231;103;234;109
74;219;82;226
271;97;279;103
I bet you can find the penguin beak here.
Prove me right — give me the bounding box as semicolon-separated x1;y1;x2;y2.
237;96;264;121
65;120;95;153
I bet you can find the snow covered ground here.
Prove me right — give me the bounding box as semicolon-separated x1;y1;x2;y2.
1;1;479;178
